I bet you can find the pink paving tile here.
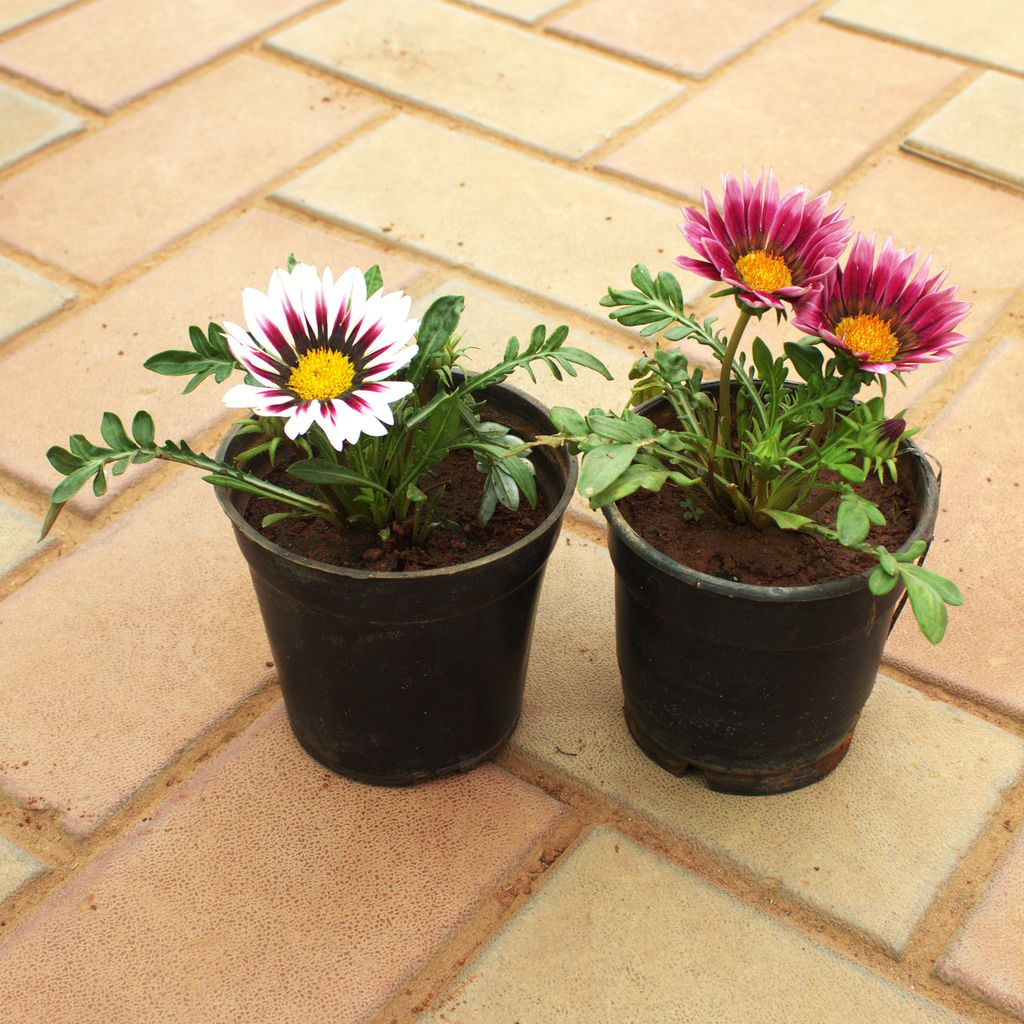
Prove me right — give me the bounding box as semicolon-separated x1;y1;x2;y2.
0;0;75;33
0;471;274;837
0;0;324;113
0;209;421;512
937;828;1024;1016
549;0;815;78
886;340;1024;718
599;21;961;199
0;706;567;1023
0;56;387;284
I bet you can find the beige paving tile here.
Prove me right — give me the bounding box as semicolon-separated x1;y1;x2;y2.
0;0;75;32
837;157;1024;413
0;836;45;902
512;531;1024;954
267;0;681;159
903;72;1024;192
0;82;82;171
275;114;708;320
0;0;324;113
0;706;567;1023
938;828;1024;1016
0;209;421;511
887;340;1024;719
0;56;386;284
422;827;964;1023
452;0;572;23
599;21;961;199
0;470;275;837
549;0;815;78
825;0;1024;74
0;499;51;576
0;254;74;345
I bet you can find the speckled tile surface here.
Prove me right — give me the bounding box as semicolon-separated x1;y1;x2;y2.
422;827;965;1023
0;707;567;1024
903;71;1024;192
0;836;45;903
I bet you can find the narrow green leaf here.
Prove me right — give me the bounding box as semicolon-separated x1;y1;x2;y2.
39;501;66;540
760;508;813;532
751;336;774;384
503;336;519;361
51;466;99;504
143;350;209;376
556;348;613;379
286;459;390;494
364;264;383;296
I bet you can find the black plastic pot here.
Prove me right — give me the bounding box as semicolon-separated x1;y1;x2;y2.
216;381;576;786
604;396;939;796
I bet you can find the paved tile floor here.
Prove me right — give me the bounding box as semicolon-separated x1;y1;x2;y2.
0;1;1022;1021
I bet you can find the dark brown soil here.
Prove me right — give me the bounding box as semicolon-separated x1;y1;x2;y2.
241;447;551;572
618;473;918;587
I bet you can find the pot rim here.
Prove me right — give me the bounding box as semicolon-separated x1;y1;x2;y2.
603;439;939;605
214;377;578;581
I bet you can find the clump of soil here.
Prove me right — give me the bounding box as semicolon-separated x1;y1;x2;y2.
241;447;551;572
618;472;918;587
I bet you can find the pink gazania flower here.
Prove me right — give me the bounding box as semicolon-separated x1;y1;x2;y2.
793;234;970;373
675;170;852;313
222;264;419;450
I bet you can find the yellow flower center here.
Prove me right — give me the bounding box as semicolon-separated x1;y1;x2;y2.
735;250;792;293
835;313;899;364
288;348;356;401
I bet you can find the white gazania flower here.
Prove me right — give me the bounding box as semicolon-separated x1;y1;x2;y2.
221;264;419;450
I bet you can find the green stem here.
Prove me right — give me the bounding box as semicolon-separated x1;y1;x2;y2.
717;307;752;456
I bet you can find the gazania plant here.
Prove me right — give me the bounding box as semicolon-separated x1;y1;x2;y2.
543;171;967;643
42;260;610;546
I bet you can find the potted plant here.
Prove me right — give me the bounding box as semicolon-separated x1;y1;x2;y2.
540;171;967;795
42;260;611;786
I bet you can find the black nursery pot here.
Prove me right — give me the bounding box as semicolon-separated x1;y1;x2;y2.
216;382;576;787
604;401;939;797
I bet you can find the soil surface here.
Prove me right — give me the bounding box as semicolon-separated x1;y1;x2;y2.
618;473;918;587
241;447;551;572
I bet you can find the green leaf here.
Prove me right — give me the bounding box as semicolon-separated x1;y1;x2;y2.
364;264;383;296
412;295;463;382
784;341;824;382
555;347;613;380
406;483;428;503
261;511;308;528
549;406;589;437
131;410;155;448
589;464;667;507
760;508;813;532
286;459;390;495
868;564;899;596
46;445;81;475
503;335;520;361
51;466;98;504
901;568;948;644
587;411;654;443
92;468;108;497
630;264;655;293
751;336;774;384
100;412;132;450
901;563;963;606
579;443;639;501
494;454;537;507
143;350;210;376
39;501;66;540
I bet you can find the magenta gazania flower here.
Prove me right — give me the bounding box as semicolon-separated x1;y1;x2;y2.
793;234;970;373
675;170;852;313
222;264;419;450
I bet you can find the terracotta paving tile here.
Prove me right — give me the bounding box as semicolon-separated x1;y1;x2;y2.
0;835;45;902
267;0;681;159
0;0;324;113
0;254;74;345
903;71;1024;193
0;0;75;33
825;0;1024;75
0;209;421;510
937;828;1024;1016
835;156;1024;404
887;340;1024;718
452;0;572;23
274;114;708;320
512;531;1024;954
0;82;82;171
422;827;964;1023
0;470;274;838
599;21;961;200
549;0;815;78
0;706;567;1023
0;499;51;577
0;56;386;284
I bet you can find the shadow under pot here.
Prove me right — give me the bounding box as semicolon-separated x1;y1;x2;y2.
216;380;577;787
603;396;940;796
